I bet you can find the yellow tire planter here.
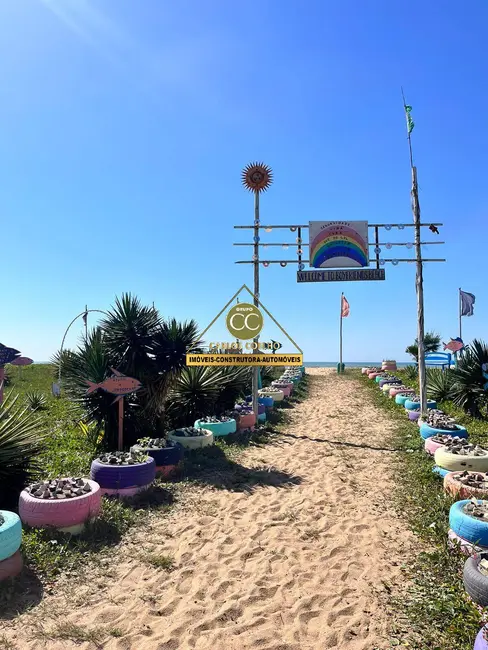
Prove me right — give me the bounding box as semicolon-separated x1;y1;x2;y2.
434;448;488;473
167;428;214;450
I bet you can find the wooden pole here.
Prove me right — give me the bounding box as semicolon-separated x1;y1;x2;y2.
118;398;124;451
339;293;343;373
0;366;4;405
252;190;260;424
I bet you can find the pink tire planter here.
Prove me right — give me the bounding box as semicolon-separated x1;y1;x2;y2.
368;372;381;380
0;551;23;581
19;479;102;535
424;437;445;456
238;411;256;431
448;528;487;556
389;387;414;398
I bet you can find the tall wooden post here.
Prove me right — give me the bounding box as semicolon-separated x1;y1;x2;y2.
252;190;260;424
339;293;344;373
118;398;124;451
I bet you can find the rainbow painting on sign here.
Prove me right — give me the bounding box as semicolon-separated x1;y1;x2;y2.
309;221;369;269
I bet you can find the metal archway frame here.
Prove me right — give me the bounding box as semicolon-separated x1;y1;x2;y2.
57;309;109;386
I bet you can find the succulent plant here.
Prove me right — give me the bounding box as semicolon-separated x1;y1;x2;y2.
136;437;169;449
464;499;488;520
97;450;149;465
199;416;233;424
26;477;92;499
424;412;459;431
169;427;211;437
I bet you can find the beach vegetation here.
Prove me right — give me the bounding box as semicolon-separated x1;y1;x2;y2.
426;367;456;403
450;339;488;418
405;330;442;361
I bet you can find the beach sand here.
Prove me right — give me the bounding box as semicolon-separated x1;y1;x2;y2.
2;369;413;649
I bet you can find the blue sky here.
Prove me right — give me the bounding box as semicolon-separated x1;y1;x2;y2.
1;0;486;363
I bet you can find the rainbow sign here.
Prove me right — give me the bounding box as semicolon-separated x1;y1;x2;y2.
309;221;369;268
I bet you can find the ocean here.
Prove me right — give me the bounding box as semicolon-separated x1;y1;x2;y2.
303;362;411;368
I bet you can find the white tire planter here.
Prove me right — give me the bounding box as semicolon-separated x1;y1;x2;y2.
259;389;284;402
168;428;214;450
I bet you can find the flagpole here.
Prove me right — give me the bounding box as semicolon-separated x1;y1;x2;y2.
402;90;427;416
459;288;462;340
85;304;88;339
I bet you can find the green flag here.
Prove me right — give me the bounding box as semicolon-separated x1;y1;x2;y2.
405;104;415;134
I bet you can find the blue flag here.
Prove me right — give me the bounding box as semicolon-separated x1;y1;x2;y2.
460;290;476;317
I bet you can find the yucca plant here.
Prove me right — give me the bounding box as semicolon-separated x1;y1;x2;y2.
166;365;249;427
426;368;456;403
450;339;488;417
403;365;419;382
25;390;47;411
0;392;46;508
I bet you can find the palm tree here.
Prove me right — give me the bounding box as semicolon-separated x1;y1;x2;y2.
450;339;488;417
405;331;442;361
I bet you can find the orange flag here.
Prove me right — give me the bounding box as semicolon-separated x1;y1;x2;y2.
341;295;350;318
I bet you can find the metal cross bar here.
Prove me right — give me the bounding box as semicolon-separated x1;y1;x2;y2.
233;241;444;246
234;222;443;230
235;258;446;264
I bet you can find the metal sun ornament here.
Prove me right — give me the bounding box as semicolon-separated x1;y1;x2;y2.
241;162;273;193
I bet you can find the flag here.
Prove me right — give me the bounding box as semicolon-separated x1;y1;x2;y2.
82;311;88;327
404;104;414;134
341;295;350;318
460;290;476;317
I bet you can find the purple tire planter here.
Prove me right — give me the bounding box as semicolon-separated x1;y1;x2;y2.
379;379;401;388
408;410;421;421
474;626;488;649
90;457;156;491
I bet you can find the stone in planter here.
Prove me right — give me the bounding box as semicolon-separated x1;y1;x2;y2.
167;427;214;450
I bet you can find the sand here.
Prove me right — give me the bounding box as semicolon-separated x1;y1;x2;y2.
1;369;413;649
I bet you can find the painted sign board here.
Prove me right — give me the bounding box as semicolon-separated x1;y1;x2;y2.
186;353;303;366
309;221;369;269
0;344;20;365
297;269;385;283
11;357;33;366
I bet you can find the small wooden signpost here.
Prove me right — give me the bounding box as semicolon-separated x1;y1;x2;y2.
85;368;142;450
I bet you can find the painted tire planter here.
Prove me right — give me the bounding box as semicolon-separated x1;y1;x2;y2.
432;465;450;478
381;383;398;393
474;626;488;650
444;472;488;500
450;500;488;546
0;551;23;581
420;423;468;440
91;458;155;498
246;395;274;408
19;480;102;534
395;394;414;406
361;368;371;374
0;511;22;562
368;372;381;380
448;529;485;556
238;412;256;431
271;382;292;397
130;443;184;468
194;418;237;438
259;389;284;402
408;410;421;421
168;429;214;450
389;387;414;398
404;399;437;411
434;448;488;473
425;438;446;456
379;378;400;388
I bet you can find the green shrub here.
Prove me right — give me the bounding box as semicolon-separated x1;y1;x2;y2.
426;368;456;402
25;390;47;411
0;392;46;508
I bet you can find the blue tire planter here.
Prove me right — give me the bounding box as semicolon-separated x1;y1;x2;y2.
130;443;183;467
258;412;266;423
395;394;414;406
194;418;237;437
0;511;22;563
420;423;468;440
246;395;274;408
90;457;156;490
404;399;437;411
450;500;488;546
433;466;450;478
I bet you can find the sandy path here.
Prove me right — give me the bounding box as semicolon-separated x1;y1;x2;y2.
2;369;412;650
